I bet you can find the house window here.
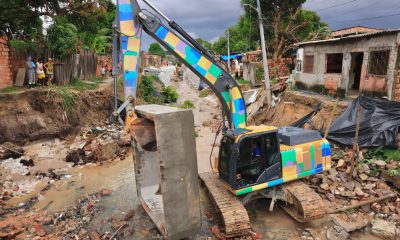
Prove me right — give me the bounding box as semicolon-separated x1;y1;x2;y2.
368;50;390;76
326;53;343;74
303;55;314;73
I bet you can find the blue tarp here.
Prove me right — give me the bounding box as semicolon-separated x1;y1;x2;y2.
220;54;243;61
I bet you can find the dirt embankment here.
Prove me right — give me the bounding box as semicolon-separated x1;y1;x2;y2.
251;91;350;130
0;87;113;144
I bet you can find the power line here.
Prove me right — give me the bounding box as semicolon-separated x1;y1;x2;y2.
324;1;381;18
315;0;357;12
331;11;400;23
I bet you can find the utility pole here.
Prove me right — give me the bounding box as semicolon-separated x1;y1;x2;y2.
256;0;271;106
227;30;231;74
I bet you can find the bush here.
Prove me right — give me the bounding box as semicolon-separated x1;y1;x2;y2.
179;100;195;109
139;75;155;99
163;85;179;103
199;88;213;98
255;67;264;83
237;79;250;85
148;43;166;58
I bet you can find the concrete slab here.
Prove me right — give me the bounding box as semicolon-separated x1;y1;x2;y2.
132;104;200;239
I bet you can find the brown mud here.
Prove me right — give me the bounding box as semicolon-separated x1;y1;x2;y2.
251;91;349;130
0;83;113;144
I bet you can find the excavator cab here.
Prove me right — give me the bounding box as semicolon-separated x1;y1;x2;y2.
218;125;332;194
218;127;282;190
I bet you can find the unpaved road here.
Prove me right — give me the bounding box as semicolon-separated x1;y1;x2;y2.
171;78;220;173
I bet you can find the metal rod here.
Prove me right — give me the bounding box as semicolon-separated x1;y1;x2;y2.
142;0;171;22
227;30;231;74
329;193;395;214
256;0;272;107
112;22;119;123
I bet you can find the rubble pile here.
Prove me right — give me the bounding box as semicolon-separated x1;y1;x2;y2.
0;189;113;239
66;125;130;166
306;145;400;239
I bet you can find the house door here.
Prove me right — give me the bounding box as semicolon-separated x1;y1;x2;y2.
349;52;364;96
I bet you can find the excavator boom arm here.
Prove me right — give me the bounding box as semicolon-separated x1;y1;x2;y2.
117;0;247;130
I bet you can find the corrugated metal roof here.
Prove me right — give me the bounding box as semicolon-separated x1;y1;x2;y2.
296;29;400;46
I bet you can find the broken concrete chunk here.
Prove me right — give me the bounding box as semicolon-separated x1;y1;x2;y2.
331;214;369;233
357;163;370;173
342;181;355;191
320;183;330;191
371;219;396;240
326;226;349;240
326;193;335;202
374;160;387;168
339;172;348;183
337;159;345;168
359;173;369;181
354;187;364;196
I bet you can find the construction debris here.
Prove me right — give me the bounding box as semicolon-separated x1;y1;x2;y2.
0;189;115;239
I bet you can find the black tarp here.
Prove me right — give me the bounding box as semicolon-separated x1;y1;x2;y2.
327;96;400;147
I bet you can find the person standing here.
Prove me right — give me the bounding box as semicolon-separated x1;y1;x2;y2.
26;56;36;88
234;58;239;79
101;65;106;78
44;58;54;85
36;59;45;86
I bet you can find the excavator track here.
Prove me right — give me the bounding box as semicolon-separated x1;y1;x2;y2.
281;180;326;222
199;172;251;238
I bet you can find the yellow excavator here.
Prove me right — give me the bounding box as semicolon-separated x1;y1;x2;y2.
114;0;332;238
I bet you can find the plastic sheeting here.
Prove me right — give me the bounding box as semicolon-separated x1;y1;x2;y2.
328;96;400;147
220;54;243;61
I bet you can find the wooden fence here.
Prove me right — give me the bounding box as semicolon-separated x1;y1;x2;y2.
54;50;98;85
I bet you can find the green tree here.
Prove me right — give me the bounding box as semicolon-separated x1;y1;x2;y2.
148;43;166;58
241;0;330;60
5;0;116;55
212;15;259;54
195;38;212;50
212;1;330;59
47;17;78;58
0;0;43;40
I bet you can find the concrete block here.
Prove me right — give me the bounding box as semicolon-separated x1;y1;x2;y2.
132;104;200;239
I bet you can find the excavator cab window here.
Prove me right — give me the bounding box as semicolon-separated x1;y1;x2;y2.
235;132;281;188
219;136;234;184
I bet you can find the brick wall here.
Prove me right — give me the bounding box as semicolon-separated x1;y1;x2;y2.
0;36;12;88
395;69;400;101
9;51;26;83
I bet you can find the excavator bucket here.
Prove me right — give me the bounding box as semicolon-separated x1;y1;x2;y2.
130;105;200;239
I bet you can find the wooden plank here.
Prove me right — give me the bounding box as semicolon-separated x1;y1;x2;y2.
15;68;26;86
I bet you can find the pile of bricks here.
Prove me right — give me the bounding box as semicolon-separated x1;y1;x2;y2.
252;58;292;78
268;58;293;78
0;36;12;89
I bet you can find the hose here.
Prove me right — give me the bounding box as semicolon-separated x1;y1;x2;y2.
209;121;223;170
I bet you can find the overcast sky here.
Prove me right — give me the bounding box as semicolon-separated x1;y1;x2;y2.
136;0;400;49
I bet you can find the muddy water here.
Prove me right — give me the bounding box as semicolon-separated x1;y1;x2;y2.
32;156;137;212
